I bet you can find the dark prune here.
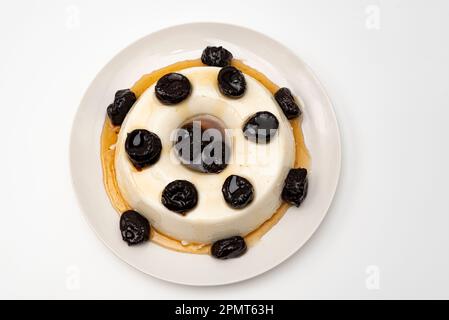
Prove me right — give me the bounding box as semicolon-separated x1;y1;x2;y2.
161;180;198;214
155;73;191;105
201;46;233;67
125;129;162;170
202;141;229;174
107;89;137;126
274;87;302;119
175;122;205;164
211;236;247;259
281;168;308;207
217;66;246;98
120;210;150;246
175;119;229;174
243;111;279;143
222;175;254;209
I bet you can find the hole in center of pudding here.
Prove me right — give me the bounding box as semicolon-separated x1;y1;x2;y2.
173;114;231;174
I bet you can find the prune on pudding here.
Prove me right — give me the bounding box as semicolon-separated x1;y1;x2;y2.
125;129;162;170
217;66;246;98
201;46;233;67
155;73;192;105
162;180;198;214
274;87;302;119
281;168;308;207
120;210;150;246
175;122;204;163
175;117;229;174
243;111;279;143
202;141;229;174
222;175;254;209
211;236;247;259
107;89;137;126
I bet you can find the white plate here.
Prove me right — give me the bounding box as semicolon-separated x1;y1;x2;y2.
70;22;341;286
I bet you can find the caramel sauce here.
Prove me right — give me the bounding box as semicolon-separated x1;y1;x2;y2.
100;59;310;254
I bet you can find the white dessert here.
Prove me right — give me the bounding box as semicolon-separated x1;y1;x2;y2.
115;66;295;243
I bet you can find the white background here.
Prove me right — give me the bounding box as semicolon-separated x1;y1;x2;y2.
0;0;448;299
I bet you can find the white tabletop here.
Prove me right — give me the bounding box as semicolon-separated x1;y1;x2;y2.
1;0;448;299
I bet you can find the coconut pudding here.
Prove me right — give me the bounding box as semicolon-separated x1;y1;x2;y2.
101;46;309;259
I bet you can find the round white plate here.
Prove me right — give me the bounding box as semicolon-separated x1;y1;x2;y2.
70;22;341;286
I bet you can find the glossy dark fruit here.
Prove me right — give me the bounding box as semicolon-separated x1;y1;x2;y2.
162;180;198;214
175;120;229;174
201;46;233;67
175;122;205;163
125;129;162;170
107;89;137;126
274;87;302;119
217;66;246;98
243;111;279;143
211;236;247;259
155;73;191;105
202;141;229;174
120;210;150;246
222;175;254;209
281;168;309;207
